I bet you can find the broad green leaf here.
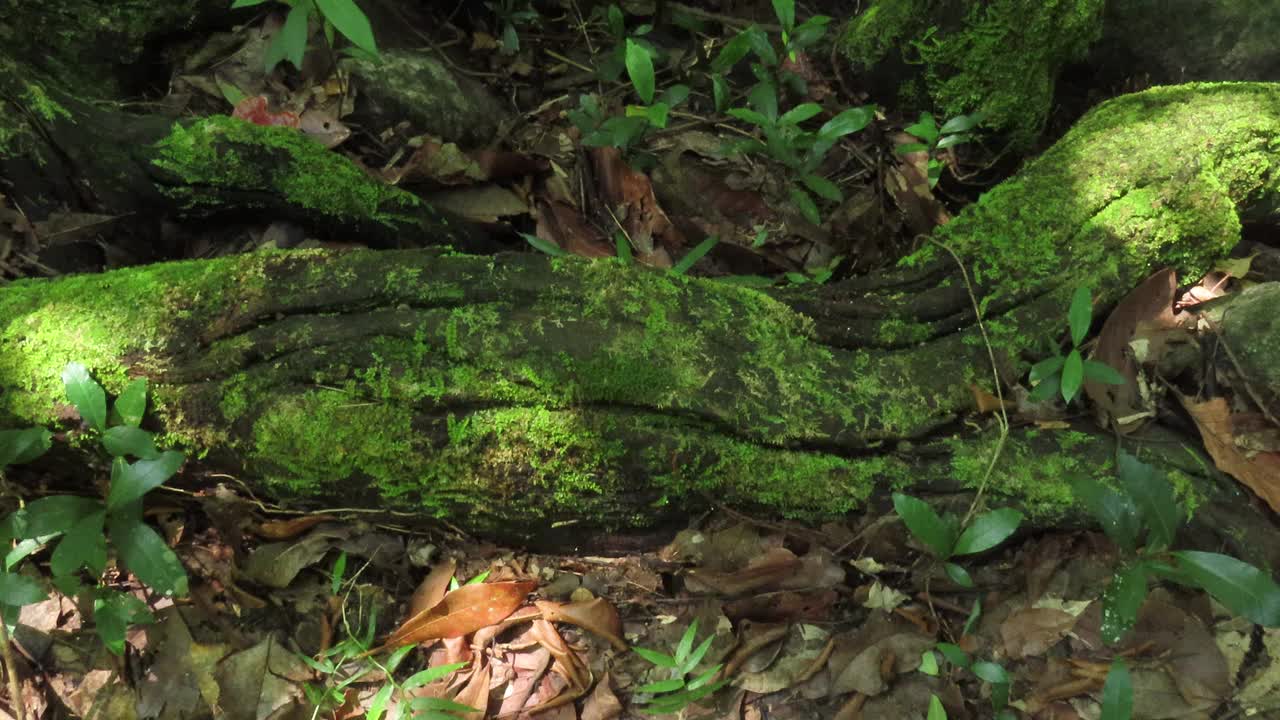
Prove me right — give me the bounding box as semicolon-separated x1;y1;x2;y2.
711;31;752;73
606;5;625;37
315;0;378;56
1083;359;1127;385
972;660;1009;684
953;508;1023;556
1100;659;1132;720
919;650;939;676
1172;551;1280;626
789;15;828;48
625;39;655;104
1061;349;1084;403
658;84;690;108
1028;373;1060;403
892;493;956;559
711;74;730;112
94;591;153;655
771;0;794;32
0;428;51;467
109;518;188;596
671;236;718;276
944;562;973;588
904;113;939;144
789;187;820;225
747;81;778;122
637;677;686;694
102;426;160;460
521;232;568;257
894;142;929;155
63;362;107;432
936;642;970;668
107;451;184;511
939;112;984;134
1029;355;1065;383
6;539;49;572
0;572;46;606
231;0;272;7
817;106;874;140
935;133;970;150
268;3;311;72
614;232;633;265
801;174;842;202
743;26;776;67
927;695;947;720
726;107;770;127
1072;477;1140;553
1116;452;1179;551
7;495;103;539
114;378;148;427
642;102;669;128
51;511;108;579
1100;561;1147;644
633;647;678;668
1068;286;1093;347
778;103;821;127
364;683;394;720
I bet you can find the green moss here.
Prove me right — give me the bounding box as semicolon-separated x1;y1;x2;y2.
22;82;72;123
151;116;421;224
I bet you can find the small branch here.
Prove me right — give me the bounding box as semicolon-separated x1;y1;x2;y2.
0;609;25;720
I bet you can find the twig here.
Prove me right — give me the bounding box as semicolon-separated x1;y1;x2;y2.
0;610;25;720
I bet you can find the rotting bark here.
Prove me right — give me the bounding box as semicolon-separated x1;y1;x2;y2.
2;47;1280;561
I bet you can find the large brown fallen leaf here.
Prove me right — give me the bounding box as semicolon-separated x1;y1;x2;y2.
536;598;627;651
408;557;457;620
380;581;536;650
1180;395;1280;512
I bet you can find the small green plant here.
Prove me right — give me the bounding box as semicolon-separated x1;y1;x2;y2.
896;111;984;188
1075;452;1280;718
892;493;1023;588
784;255;843;285
0;363;189;656
1028;287;1126;404
592;4;660;83
231;0;379;72
632;620;729;714
486;0;539;55
567;38;690;152
709;0;830;105
923;643;1016;719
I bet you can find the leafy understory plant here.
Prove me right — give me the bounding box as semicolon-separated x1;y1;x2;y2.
922;641;1016;719
486;0;539;55
633;620;729;714
231;0;380;72
892;493;1024;588
0;363;189;656
1028;287;1126;404
896;111;984;187
567;38;690;152
1076;451;1280;719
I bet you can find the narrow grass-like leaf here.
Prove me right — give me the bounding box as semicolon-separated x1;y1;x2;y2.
801;173;842;202
789;186;820;225
402;662;469;690
637;677;685;694
674;620;698;665
521;232;568;257
671;236;718;276
633;647;677;668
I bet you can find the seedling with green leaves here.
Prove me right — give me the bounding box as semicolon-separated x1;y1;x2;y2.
486;0;539;55
891;493;1023;588
709;0;831;107
921;643;1016;719
896;111;984;187
633;620;730;714
231;0;380;72
568;39;690;152
1028;287;1127;404
0;362;189;656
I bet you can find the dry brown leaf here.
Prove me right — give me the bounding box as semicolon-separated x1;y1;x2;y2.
685;547;801;596
592;146;673;255
381;581;536;650
452;661;491;718
1180;396;1280;512
536;598;627;651
408;557;457;620
252;514;336;540
999;607;1077;659
1086;268;1178;431
580;672;623;720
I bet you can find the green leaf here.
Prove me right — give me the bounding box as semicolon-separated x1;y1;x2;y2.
1116;452;1179;551
315;0;378;56
770;0;794;32
637;677;686;694
904;113;939;144
625;39;655;104
747;81;778;122
1100;659;1132;720
680;635;715;676
1083;360;1127;385
963;597;982;635
817;106;874;141
892;493;956;559
93;591;153;656
1072;477;1140;554
927;695;947;720
972;660;1008;685
364;683;394;720
789;15;828;48
1061;349;1084;403
801;174;842;202
935;133;970;150
0;428;51;467
613;232;633;265
894;142;929;155
407;696;479;714
953;508;1023;556
109;518;187;596
102;426;160;460
671;236;718;276
711;75;730;113
1028;374;1060;403
779;103;822;127
726;107;770;127
107;451;184;511
231;0;272;7
685;664;723;691
658;84;690;108
634;647;677;668
789;187;820;225
711;31;753;73
114;378;148;427
330;550;347;596
0;572;46;606
936;642;970;668
939;112;984;134
63;362;107;432
1172;551;1280;626
1029;355;1066;383
674;620;697;665
1100;561;1147;645
51;511;108;579
743;26;776;67
919;650;939;676
7;495;103;539
944;562;973;588
1068;286;1093;347
266;2;311;72
521;232;568;257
